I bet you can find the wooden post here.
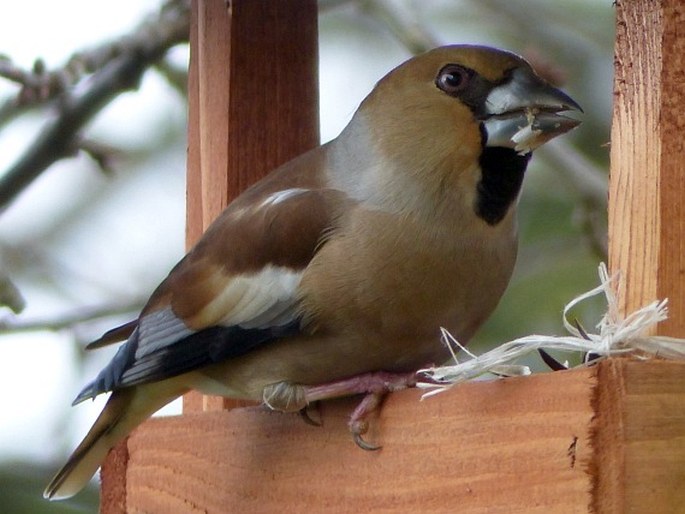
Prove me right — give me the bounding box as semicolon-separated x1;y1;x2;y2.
597;1;685;512
609;0;685;337
184;0;319;412
100;0;685;512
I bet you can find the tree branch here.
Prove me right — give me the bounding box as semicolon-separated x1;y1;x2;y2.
0;300;143;335
0;0;190;212
360;0;439;54
540;140;608;260
0;273;25;314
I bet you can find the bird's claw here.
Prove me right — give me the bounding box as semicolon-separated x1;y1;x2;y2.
350;418;382;451
299;403;322;427
347;390;387;451
299;394;382;450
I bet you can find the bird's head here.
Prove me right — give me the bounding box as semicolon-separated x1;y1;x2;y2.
342;45;582;224
362;45;581;157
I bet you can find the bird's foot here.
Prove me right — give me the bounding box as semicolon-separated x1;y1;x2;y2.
303;370;418;450
263;370;418;449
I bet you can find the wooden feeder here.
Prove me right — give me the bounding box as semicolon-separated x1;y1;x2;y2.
99;1;685;512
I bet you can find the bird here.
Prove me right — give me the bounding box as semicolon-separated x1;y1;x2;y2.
44;44;581;500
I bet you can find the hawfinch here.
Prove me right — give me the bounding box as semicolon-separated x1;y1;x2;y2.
45;45;581;500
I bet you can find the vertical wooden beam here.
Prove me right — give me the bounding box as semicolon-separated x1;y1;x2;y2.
598;1;685;512
184;1;203;250
609;0;685;336
183;0;319;412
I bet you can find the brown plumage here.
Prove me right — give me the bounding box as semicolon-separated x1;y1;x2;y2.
45;45;581;500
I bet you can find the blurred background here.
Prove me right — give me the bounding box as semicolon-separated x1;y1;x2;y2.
0;0;612;511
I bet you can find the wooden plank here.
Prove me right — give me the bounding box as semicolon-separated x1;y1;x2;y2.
124;367;597;513
99;442;128;514
114;358;685;513
590;359;685;514
600;1;685;511
182;0;319;412
609;0;685;336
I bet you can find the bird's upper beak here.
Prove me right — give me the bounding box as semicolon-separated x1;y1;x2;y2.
482;67;582;154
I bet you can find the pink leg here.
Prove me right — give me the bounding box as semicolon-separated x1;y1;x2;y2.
301;370;419;450
301;370;418;403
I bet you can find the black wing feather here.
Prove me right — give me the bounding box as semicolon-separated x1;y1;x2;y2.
73;320;301;404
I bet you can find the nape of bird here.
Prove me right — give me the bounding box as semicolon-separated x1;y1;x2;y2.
44;45;581;500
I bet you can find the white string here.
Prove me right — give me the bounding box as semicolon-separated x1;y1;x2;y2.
417;263;685;398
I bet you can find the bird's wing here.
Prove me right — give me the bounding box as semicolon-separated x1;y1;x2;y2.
74;183;345;404
85;320;138;350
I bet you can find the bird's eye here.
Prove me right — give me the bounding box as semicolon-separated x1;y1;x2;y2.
436;65;471;95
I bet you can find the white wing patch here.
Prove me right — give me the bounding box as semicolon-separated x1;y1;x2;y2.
200;265;303;329
133;266;302;361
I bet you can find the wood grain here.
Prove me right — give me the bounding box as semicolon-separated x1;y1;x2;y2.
106;359;685;513
591;359;685;514
184;0;202;250
656;2;685;336
601;3;685;512
125;367;596;513
182;0;319;413
99;441;128;514
610;0;685;336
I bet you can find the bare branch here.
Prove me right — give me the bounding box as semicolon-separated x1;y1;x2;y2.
359;0;440;55
0;273;25;314
0;1;190;125
0;0;190;212
0;301;143;335
154;57;188;97
318;0;356;11
542;140;607;207
575;203;608;261
0;56;46;89
77;139;122;176
540;140;608;260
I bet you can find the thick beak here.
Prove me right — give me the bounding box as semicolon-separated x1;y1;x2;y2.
482;67;582;154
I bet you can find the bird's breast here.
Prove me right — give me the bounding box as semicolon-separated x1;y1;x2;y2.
298;206;518;365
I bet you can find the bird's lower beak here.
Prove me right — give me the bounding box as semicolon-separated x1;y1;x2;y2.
482;68;582;154
484;110;581;154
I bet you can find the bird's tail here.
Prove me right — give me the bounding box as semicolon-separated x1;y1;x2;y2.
44;382;185;500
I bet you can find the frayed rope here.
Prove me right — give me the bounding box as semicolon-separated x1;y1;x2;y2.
417;263;685;398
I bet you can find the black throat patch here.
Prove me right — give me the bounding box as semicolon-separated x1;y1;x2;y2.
476;146;531;225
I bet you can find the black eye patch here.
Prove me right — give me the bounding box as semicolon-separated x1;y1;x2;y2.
435;63;511;119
